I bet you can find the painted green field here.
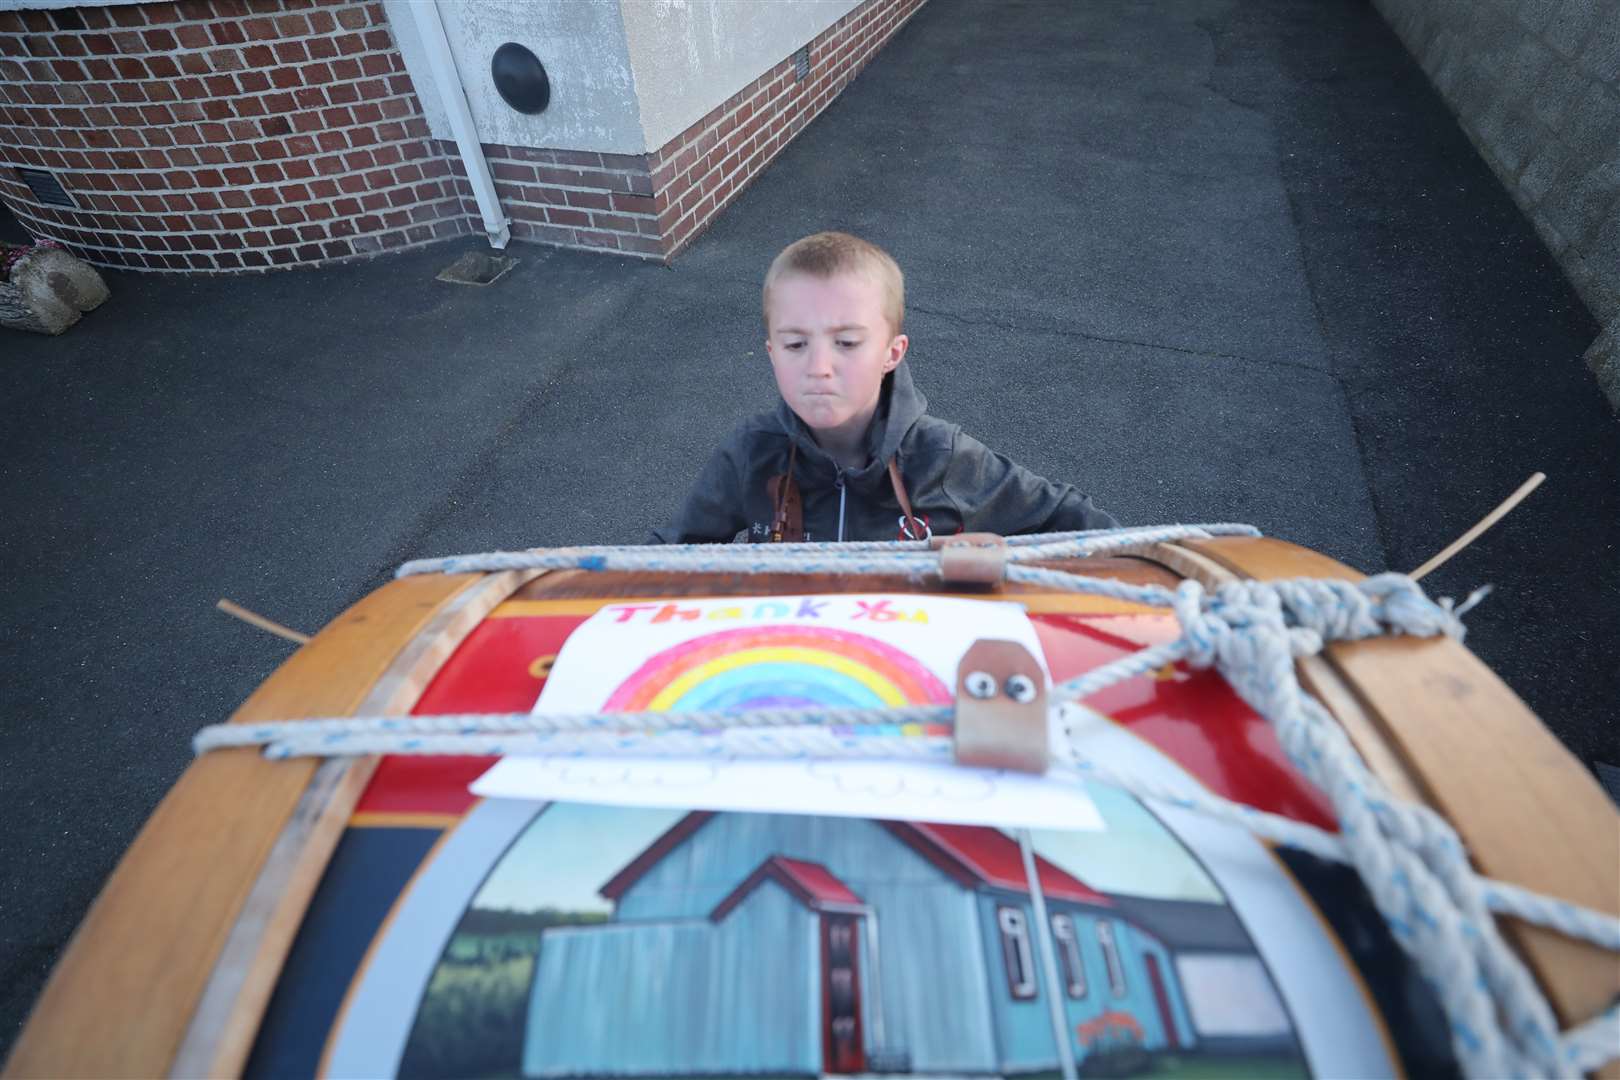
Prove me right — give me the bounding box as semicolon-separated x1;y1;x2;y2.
1025;1055;1309;1080
397;945;533;1079
1140;1056;1310;1080
397;908;607;1079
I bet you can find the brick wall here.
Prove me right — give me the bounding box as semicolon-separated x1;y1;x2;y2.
0;0;923;272
475;144;663;259
1372;0;1620;409
0;0;471;271
481;0;928;261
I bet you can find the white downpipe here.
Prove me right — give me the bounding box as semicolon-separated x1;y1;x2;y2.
409;0;510;249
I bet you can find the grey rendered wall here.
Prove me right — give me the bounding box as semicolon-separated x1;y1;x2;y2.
620;0;861;152
1372;0;1620;409
383;0;644;154
382;0;860;156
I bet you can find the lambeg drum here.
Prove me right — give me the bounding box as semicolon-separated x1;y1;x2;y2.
5;531;1616;1080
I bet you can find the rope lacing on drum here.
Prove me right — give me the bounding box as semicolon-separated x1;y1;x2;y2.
191;523;1620;1079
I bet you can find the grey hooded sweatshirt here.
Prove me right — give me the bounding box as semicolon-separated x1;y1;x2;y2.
652;361;1117;544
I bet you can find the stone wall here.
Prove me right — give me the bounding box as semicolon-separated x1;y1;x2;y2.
1371;0;1620;409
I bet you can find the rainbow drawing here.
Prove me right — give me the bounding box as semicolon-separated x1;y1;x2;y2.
603;625;952;712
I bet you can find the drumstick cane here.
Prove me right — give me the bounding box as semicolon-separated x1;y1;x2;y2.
215;598;312;645
1408;472;1546;582
208;478;1541;639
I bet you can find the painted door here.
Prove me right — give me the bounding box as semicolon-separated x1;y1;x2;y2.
821;914;866;1073
1144;954;1180;1050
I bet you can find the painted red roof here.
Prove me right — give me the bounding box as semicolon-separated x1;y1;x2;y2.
711;855;865;921
600;810;1109;908
893;822;1111;906
771;856;864;906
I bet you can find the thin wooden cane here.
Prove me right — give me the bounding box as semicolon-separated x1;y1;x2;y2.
217;598;312;645
1409;472;1545;582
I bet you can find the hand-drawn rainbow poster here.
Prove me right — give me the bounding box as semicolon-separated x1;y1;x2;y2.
602;620;950;712
474;595;1105;828
545;593;1029;712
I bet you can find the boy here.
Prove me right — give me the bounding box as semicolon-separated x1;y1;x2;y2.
654;231;1117;543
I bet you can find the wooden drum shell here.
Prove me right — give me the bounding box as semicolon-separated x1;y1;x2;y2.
5;537;1616;1079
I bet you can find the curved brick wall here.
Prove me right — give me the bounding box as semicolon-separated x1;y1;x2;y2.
0;0;925;271
0;0;472;271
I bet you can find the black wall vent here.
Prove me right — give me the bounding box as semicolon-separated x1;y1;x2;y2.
491;42;550;115
17;168;75;208
794;45;810;81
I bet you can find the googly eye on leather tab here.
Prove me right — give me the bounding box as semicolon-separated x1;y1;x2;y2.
1004;674;1038;703
964;671;998;699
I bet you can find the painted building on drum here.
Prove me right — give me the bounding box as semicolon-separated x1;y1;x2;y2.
521;810;1208;1075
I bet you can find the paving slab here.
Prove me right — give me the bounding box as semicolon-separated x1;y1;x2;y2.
2;0;1616;1059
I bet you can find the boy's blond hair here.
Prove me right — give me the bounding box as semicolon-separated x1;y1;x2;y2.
763;231;905;335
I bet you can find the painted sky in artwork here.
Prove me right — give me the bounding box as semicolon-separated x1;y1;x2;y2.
472;802;686;914
1031;781;1221;902
471;777;1220;915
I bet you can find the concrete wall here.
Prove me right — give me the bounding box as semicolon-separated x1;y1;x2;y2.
375;0;917;261
386;0;860;157
621;0;860;151
383;0;643;154
1371;0;1620;410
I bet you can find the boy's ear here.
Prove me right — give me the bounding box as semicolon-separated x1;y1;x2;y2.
884;333;909;373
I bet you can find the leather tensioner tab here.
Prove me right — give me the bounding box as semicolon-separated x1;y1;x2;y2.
953;639;1050;774
933;532;1008;585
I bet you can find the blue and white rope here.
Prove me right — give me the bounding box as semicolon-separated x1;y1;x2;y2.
191;706;1620;956
194;526;1616;1078
1056;740;1620;951
393;522;1261;579
195;705;952;756
1160;575;1561;1076
1563;1004;1620;1074
248;728;957;762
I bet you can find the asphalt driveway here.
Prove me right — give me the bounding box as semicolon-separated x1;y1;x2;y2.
2;0;1616;1055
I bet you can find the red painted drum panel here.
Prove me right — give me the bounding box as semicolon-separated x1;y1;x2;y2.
362;605;1334;831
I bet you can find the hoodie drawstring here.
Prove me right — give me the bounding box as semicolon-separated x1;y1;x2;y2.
835;470;847;542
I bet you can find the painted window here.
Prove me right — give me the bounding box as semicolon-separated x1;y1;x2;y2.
997;905;1037;1000
1174;953;1291;1036
1097;919;1128;998
1051;914;1088;999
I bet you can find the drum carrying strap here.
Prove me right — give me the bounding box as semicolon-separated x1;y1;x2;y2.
765;448;924;542
888;457;928;541
767;441;802;542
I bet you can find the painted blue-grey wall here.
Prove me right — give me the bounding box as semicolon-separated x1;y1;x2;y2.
972;891;1058;1071
972;895;1200;1070
1105;918;1195;1052
612;813;998;1071
523;879;819;1076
